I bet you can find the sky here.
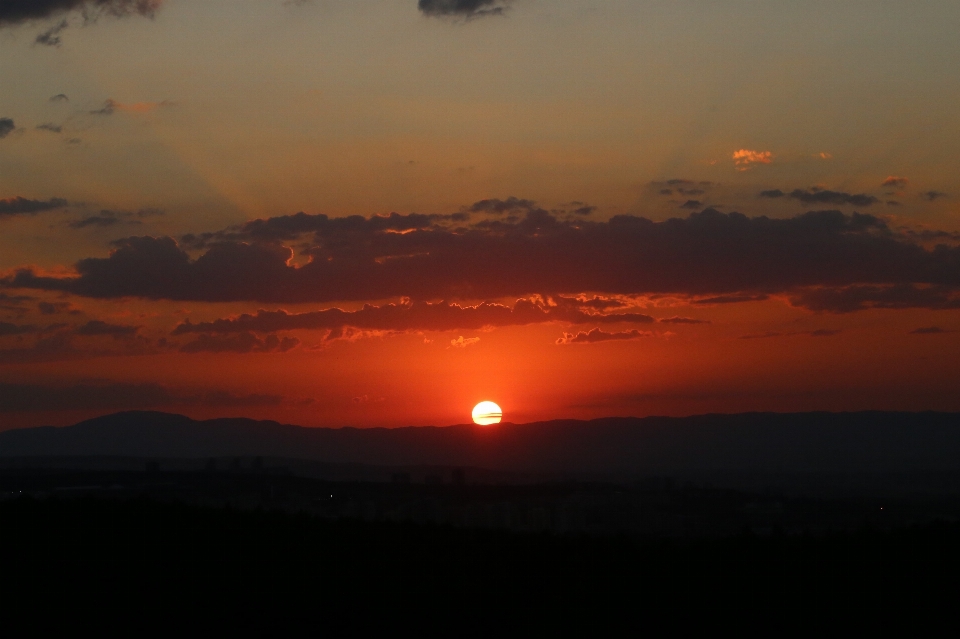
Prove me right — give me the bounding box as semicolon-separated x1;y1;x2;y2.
1;0;959;429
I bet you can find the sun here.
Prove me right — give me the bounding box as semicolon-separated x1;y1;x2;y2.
472;401;502;426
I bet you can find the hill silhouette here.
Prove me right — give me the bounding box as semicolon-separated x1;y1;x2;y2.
2;411;960;475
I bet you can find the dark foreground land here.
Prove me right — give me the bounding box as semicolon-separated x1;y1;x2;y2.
1;496;958;629
1;468;959;626
4;410;960;623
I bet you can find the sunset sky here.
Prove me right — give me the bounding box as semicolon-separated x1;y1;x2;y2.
1;0;959;429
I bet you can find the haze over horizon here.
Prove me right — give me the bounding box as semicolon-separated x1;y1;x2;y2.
2;1;959;430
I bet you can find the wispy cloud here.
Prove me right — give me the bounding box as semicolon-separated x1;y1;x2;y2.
90;98;174;115
883;176;909;188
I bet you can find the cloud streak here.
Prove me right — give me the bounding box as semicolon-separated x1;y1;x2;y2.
556;328;652;345
179;333;300;354
418;0;509;19
0;197;68;218
760;188;878;207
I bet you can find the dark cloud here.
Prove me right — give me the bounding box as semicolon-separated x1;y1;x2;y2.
0;118;14;138
50;93;69;102
36;123;63;133
0;196;68;218
808;329;842;337
658;317;710;325
69;215;122;229
179;332;300;354
75;320;139;337
6;208;960;312
418;0;508;19
910;326;951;335
654;180;712;197
90;99;118;115
556;328;651;345
692;294;769;305
760;188;878;207
679;200;702;210
789;284;960;313
468;196;538;214
0;320;156;364
922;191;947;202
0;0;163;26
0;322;36;336
67;209;143;229
182;211;442;247
172;297;655;336
900;228;960;245
69;208;162;229
0;331;81;364
0;381;280;413
38;301;78;315
0;293;33;316
740;329;841;340
35;18;67;45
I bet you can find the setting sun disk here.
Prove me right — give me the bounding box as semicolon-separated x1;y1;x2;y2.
472;401;502;426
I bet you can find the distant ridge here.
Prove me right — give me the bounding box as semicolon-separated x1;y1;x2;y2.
2;411;960;475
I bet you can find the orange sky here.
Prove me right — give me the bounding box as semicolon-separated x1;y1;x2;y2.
1;1;959;428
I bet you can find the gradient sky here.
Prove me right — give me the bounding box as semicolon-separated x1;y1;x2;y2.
1;0;959;429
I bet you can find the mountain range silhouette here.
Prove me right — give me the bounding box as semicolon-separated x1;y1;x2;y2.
2;410;960;475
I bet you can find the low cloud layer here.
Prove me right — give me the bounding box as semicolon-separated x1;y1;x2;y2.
179;332;300;354
0;381;280;413
4;206;960;315
172;297;655;336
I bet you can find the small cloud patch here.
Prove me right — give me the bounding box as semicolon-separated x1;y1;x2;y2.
732;149;773;171
910;326;951;335
883;176;909;188
450;335;480;348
